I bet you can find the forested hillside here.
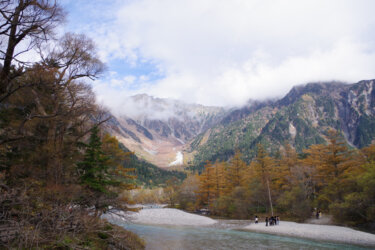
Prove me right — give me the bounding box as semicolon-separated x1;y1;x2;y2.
119;144;186;187
189;80;375;170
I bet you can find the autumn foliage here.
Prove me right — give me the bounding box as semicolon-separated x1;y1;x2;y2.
0;1;142;248
190;131;375;229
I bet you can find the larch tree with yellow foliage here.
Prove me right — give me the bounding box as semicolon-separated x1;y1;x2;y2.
301;129;355;208
212;161;226;198
197;161;215;207
274;143;297;191
329;143;375;226
319;130;355;206
224;151;248;195
252;144;274;215
102;133;136;191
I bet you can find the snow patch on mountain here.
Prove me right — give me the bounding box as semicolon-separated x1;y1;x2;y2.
169;151;183;166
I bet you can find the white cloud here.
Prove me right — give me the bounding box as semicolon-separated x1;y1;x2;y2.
83;0;375;108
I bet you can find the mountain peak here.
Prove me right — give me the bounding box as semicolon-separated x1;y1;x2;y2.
278;81;348;106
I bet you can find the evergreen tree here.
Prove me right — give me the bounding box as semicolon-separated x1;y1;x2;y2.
77;126;132;215
78;126;113;193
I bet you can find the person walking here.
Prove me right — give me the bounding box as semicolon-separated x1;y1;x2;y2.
265;217;269;227
255;215;258;224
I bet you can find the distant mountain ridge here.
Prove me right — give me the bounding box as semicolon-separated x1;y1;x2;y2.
188;79;375;167
105;79;375;169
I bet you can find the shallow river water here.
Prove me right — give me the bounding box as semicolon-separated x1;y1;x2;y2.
108;218;369;250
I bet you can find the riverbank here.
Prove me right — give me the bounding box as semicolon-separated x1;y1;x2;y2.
129;208;217;226
104;207;375;247
243;221;375;247
106;208;217;226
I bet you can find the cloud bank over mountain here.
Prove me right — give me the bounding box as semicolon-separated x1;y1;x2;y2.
63;0;375;108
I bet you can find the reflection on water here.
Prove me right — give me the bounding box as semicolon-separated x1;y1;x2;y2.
107;218;368;250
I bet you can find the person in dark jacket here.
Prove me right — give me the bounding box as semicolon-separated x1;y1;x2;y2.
270;216;274;226
265;217;269;226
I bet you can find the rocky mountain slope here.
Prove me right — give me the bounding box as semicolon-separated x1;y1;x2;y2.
104;94;226;168
188;79;375;167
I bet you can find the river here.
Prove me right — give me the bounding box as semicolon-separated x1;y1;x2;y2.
107;217;368;250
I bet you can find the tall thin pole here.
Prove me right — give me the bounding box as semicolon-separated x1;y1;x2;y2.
266;178;273;216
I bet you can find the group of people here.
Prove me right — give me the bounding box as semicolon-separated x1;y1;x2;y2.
253;215;280;226
315;210;322;219
265;216;280;226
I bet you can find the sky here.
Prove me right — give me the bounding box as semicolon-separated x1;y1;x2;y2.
60;0;375;111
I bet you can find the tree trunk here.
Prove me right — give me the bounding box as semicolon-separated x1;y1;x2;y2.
0;1;22;87
266;178;273;216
